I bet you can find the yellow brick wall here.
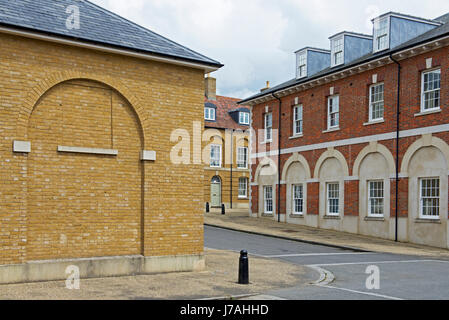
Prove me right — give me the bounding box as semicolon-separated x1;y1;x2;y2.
203;128;250;209
0;33;205;264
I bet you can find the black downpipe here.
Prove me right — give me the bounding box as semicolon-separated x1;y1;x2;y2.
390;54;401;243
230;130;233;209
272;93;282;223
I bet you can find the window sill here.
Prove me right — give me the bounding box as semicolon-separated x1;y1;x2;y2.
364;119;385;126
415;218;441;224
323;215;341;220
322;127;340;134
289;134;303;140
238;197;249;200
364;216;385;222
261;141;272;145
414;109;441;117
290;214;304;219
262;213;274;217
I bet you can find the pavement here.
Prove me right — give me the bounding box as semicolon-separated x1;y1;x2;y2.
205;225;449;300
205;210;449;258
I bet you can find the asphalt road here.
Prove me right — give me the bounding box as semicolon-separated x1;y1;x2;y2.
205;225;449;300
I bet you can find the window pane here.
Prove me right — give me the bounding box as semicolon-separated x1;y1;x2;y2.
420;178;440;218
422;70;441;111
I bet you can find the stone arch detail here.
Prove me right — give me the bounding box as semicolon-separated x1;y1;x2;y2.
17;70;148;145
401;134;449;175
314;148;349;179
353;141;396;176
281;153;312;181
254;157;278;183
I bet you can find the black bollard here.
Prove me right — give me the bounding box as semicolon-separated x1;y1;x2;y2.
206;202;210;213
238;250;249;285
221;204;226;215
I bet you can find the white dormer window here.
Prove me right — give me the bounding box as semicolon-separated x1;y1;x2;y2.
331;36;344;67
239;112;250;125
297;52;307;78
373;17;390;52
205;107;216;121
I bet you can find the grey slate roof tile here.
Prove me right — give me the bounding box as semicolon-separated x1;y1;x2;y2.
0;0;222;67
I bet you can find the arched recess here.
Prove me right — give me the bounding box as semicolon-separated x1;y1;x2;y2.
353;142;396;176
401;135;449;175
314;148;349;179
17;70;148;146
254;157;278;183
281;153;312;181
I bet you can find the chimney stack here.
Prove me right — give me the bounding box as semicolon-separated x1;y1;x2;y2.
205;75;217;100
260;81;270;92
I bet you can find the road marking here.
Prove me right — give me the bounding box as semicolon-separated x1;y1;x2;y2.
262;252;376;258
308;259;449;267
308;265;335;286
318;284;404;300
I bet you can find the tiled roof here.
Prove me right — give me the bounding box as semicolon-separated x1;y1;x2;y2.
0;0;222;67
205;96;249;130
240;12;449;104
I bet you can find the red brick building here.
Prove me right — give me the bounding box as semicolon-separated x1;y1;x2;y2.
239;12;449;249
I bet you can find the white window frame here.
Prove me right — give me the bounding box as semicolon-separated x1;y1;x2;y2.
293;105;303;136
369;83;385;122
210;144;222;168
237;147;248;169
331;36;344;67
292;184;304;215
205;107;216;121
297;52;307;78
373;16;390;53
327;182;340;216
264;113;273;142
239;112;250;125
419;177;440;220
368;180;385;217
238;178;248;199
327;95;340;129
264;186;273;214
421;69;441;113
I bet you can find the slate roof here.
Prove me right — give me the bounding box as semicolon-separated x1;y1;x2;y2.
0;0;222;67
205;96;249;131
239;12;449;104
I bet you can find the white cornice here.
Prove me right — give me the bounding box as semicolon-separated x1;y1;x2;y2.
0;26;221;73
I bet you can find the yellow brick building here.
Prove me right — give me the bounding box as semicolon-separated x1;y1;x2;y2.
0;0;222;283
203;77;251;210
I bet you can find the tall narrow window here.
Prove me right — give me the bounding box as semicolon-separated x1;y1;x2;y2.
327;183;340;216
421;69;441;112
369;83;384;122
238;178;248;198
237;147;248;169
210;145;222;168
373;17;389;52
297;52;307;78
368;181;384;217
327;96;339;129
331;36;344;67
420;178;440;219
264;186;273;214
293;184;304;215
265;113;273;142
293;105;303;136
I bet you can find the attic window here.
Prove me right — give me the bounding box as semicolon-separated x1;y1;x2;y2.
239;112;250;125
373;17;390;52
331;36;344;67
205;107;216;121
297;52;307;78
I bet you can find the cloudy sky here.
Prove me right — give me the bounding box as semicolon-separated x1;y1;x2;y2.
90;0;449;99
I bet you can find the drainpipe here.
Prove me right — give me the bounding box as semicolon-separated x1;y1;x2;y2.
272;93;282;223
390;54;401;243
230;130;233;209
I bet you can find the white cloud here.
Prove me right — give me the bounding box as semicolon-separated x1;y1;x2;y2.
89;0;449;99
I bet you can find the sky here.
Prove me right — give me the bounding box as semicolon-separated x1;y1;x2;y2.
89;0;449;99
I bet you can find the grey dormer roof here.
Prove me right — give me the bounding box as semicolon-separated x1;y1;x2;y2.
0;0;222;68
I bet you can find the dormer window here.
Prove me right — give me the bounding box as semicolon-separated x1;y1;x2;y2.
373;17;390;52
297;52;307;78
239;112;250;125
331;36;344;67
204;105;216;121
